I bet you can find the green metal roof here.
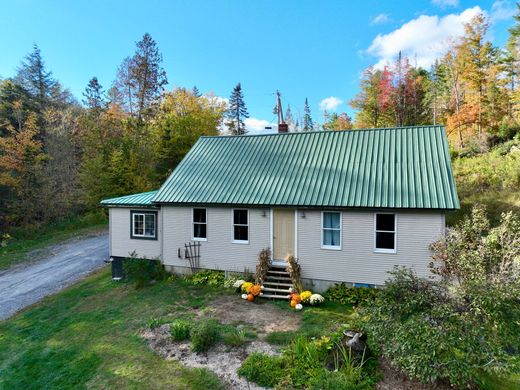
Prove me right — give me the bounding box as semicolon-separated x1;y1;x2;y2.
152;126;459;209
101;190;158;207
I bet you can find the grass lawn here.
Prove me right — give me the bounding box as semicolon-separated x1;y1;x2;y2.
0;267;353;389
0;213;107;271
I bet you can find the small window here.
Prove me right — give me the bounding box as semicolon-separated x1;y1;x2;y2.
233;209;248;243
131;211;157;240
193;208;207;241
375;213;396;252
322;211;341;249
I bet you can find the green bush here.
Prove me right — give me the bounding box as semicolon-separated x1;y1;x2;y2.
170;319;192;341
187;270;225;286
123;254;167;288
222;328;247;347
324;283;380;306
147;317;160;330
237;353;285;388
190;319;220;352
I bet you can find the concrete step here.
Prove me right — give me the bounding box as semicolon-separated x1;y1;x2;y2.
261;293;290;300
263;287;292;293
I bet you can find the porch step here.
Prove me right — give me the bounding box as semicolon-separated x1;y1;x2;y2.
263;281;293;288
261;293;291;300
267;270;289;275
263;287;292;294
265;276;292;282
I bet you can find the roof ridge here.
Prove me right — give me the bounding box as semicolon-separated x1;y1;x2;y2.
203;125;444;139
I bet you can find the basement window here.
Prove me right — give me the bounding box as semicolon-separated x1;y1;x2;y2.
374;213;396;253
322;211;341;250
232;209;249;243
192;208;207;241
131;211;157;240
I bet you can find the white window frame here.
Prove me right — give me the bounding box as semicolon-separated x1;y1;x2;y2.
321;211;342;250
232;209;249;244
374;212;397;254
131;211;157;239
192;208;207;241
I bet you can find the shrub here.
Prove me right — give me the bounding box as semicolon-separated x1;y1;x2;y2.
237;353;285;388
123;253;167;288
222;328;247;347
324;283;379;306
170;319;192;341
147;317;160;330
190;319;219;352
187;270;225;286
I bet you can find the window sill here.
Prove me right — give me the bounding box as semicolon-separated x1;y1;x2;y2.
374;248;397;254
192;237;207;242
232;240;249;245
130;235;158;241
321;245;342;251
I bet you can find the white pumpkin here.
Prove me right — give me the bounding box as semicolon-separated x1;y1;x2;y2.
295;304;303;311
241;294;248;300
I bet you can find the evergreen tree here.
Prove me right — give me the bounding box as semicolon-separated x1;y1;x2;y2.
82;77;106;110
192;86;202;98
15;44;57;111
285;104;295;132
226;83;249;135
113;33;168;119
302;98;314;131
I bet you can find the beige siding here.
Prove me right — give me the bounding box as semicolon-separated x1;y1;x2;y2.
109;208;161;259
297;210;444;285
162;207;270;273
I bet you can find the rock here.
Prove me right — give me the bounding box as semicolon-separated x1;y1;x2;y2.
345;332;366;355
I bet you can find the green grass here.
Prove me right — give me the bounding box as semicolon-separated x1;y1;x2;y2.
0;267;224;390
0;212;108;271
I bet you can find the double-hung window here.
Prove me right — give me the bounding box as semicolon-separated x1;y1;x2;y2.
232;209;248;243
375;213;396;253
322;211;341;249
131;211;157;239
193;208;207;241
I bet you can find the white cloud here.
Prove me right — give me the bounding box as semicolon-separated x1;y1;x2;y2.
366;6;483;69
319;96;343;111
432;0;459;8
490;0;516;22
244;118;277;134
370;13;390;25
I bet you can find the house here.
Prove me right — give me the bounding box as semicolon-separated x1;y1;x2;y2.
101;125;459;291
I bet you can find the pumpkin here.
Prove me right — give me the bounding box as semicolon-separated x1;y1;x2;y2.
295;303;303;311
290;299;297;308
241;294;248;300
247;294;254;302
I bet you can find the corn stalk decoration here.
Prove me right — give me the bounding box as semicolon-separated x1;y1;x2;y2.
255;248;272;284
286;255;304;293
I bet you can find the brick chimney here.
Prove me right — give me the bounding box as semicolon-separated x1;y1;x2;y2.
278;123;289;133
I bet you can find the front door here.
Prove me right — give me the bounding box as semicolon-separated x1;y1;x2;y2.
273;209;295;260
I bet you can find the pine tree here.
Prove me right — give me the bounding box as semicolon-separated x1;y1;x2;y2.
113;33;168;119
302;98;314;131
15;44;57;110
285;104;295;132
226;83;249;135
192;86;202;98
83;77;106;110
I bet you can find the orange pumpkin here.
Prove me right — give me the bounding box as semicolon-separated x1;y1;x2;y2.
247;294;254;302
290;299;297;308
292;294;302;304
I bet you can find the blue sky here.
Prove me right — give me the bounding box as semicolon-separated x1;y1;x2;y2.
0;0;517;133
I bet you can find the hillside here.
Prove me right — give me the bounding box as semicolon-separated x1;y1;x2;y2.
448;138;520;226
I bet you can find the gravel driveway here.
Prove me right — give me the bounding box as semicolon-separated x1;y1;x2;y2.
0;232;108;320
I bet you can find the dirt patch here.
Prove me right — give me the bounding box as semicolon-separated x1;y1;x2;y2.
143;324;280;389
376;357;451;390
196;295;301;335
